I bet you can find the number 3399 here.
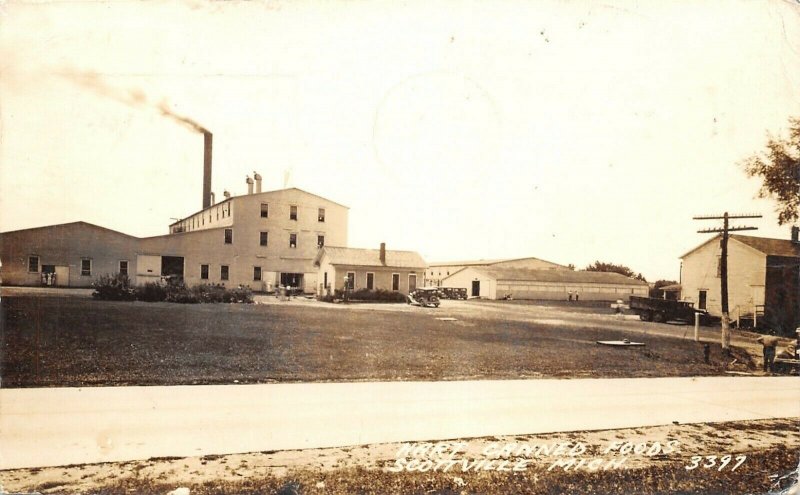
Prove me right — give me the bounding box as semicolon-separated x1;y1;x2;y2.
685;455;746;471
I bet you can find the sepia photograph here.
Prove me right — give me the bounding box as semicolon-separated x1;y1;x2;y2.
0;0;799;493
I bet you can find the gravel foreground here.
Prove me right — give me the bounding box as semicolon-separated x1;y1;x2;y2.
3;418;797;495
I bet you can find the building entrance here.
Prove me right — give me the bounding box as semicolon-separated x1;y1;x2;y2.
280;272;304;289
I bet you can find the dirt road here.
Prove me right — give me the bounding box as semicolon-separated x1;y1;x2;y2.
2;376;797;470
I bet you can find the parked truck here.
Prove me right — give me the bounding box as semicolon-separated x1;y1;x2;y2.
628;296;717;325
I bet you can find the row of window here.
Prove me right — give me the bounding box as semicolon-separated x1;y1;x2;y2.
335;272;416;292
175;203;328;235
176;203;233;233
199;264;263;282
200;264;231;281
223;229;324;248
27;256;127;277
261;203;326;223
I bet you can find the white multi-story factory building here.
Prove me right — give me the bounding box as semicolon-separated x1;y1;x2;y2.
0;184;348;293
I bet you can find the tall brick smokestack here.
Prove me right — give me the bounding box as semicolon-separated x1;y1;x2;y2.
203;131;213;209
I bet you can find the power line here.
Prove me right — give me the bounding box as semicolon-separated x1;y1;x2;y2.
693;211;762;352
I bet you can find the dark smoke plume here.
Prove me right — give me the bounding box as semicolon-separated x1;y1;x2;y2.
60;69;208;134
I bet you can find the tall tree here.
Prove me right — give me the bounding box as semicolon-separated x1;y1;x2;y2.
584;261;647;282
742;117;800;225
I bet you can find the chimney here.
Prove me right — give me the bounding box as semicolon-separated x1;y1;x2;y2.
202;132;213;209
246;175;254;195
210;192;215;206
253;171;262;193
223;190;231;199
792;226;799;243
380;242;386;264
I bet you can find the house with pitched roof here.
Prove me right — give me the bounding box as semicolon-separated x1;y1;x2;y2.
314;243;426;295
679;227;800;333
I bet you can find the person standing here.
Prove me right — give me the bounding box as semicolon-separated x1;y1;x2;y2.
756;330;780;373
795;327;800;359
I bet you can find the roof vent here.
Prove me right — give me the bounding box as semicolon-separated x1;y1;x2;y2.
246;175;254;195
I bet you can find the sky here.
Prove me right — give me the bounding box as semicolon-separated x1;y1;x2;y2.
1;0;799;281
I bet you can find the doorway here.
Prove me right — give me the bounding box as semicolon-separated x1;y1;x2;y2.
471;280;481;297
698;290;707;310
161;256;185;279
280;272;303;289
54;266;70;287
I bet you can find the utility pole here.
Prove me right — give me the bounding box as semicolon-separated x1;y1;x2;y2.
693;212;761;353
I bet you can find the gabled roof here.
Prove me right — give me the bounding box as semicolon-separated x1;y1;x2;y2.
730;235;800;258
428;258;512;267
680;233;800;259
0;221;137;238
315;246;426;268
451;266;648;286
428;256;564;268
169;187;349;227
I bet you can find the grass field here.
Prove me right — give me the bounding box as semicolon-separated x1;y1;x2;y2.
1;296;753;387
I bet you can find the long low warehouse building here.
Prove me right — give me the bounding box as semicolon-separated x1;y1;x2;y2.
442;267;649;301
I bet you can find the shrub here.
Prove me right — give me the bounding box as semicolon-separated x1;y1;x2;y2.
164;281;199;304
92;273;136;301
338;288;407;303
229;285;254;304
135;282;167;302
192;283;231;303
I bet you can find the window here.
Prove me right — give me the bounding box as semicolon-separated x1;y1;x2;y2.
81;259;92;277
254;266;262;281
200;264;209;280
28;256;39;273
716;255;722;278
261;203;269;218
216;207;219;220
260;231;269;246
290;205;298;221
289;233;297;248
119;260;128;276
698;290;707;310
366;272;374;290
318;208;325;222
317;235;325;247
224;228;233;244
220;265;229;281
346;272;355;290
392;273;400;291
